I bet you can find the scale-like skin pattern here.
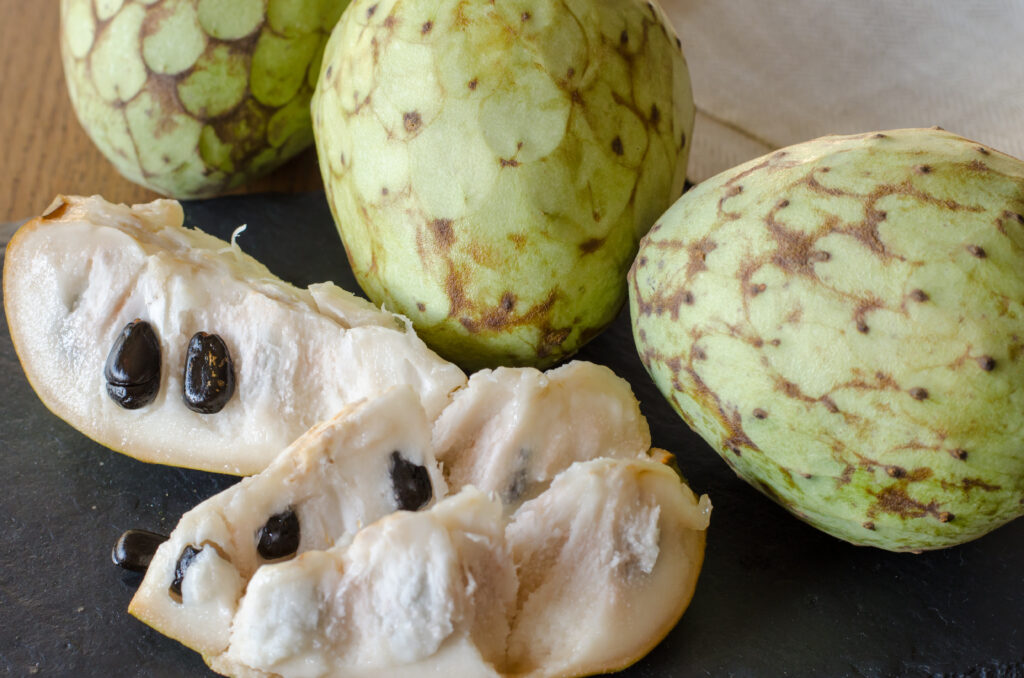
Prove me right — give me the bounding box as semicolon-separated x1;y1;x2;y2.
60;0;347;198
313;0;693;369
630;128;1024;551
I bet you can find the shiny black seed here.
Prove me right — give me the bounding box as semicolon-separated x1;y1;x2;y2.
256;508;301;561
183;332;235;414
171;545;202;598
390;451;432;511
104;319;161;409
112;529;168;573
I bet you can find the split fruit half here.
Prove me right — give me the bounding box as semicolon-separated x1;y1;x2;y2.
3;195;466;474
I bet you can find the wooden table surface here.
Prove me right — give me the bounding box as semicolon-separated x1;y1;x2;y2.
0;0;323;222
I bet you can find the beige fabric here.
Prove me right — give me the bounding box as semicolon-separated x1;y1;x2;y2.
661;0;1024;182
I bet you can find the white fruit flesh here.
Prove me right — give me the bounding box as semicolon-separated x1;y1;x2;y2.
212;489;511;678
3;195;466;474
207;459;708;678
506;457;710;678
128;386;445;657
433;361;652;507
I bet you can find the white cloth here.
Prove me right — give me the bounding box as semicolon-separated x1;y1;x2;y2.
662;0;1024;182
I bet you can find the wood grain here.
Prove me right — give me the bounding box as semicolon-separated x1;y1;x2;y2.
0;0;323;222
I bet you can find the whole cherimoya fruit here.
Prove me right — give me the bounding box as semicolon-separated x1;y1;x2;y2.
313;0;694;369
60;0;347;198
629;128;1024;551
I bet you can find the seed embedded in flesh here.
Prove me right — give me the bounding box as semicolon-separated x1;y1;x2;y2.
389;451;432;511
104;319;161;409
182;332;235;414
256;507;301;561
170;545;202;598
112;529;168;573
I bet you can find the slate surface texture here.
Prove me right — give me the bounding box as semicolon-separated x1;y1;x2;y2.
1;193;1022;677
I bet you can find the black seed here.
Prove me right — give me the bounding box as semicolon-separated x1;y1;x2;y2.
938;511;954;523
611;136;624;155
951;448;969;461
256;507;301;560
112;529;168;573
752;408;768;419
171;545;202;598
183;332;235;414
104;319;161;409
909;387;929;400
390;451;432;511
966;244;987;258
978;356;996;371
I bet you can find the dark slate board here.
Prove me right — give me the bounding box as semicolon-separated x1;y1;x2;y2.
1;192;1022;678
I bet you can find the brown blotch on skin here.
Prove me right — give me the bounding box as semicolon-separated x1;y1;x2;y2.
909;289;930;302
950;448;969;461
871;486;941;520
820;396;839;413
403;111;422;133
579;237;605;254
977;356;996;371
909;387;929;400
914;164;932;174
611;136;624;155
429;218;454;249
686;237;717;279
752;408;768;419
966;244;987;258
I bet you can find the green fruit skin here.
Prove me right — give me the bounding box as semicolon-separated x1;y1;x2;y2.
312;0;693;370
629;128;1024;551
60;0;348;199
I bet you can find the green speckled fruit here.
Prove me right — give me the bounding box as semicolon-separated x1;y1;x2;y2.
313;0;693;369
629;128;1024;551
60;0;347;198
